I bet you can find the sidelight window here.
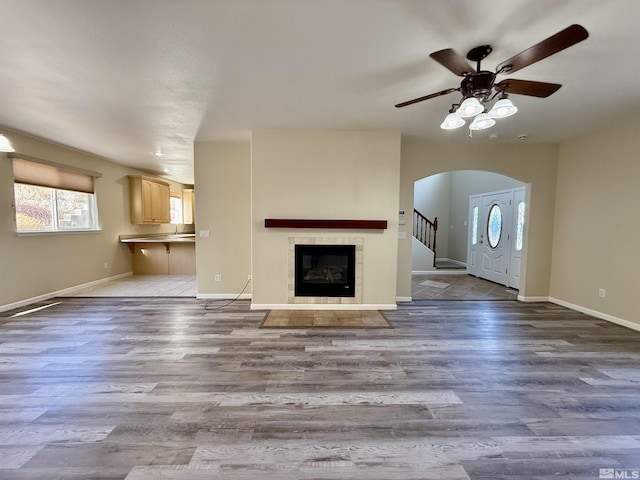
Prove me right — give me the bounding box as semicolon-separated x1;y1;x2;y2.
515;201;525;251
471;205;479;245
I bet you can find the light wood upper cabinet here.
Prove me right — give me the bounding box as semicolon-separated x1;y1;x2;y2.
128;175;171;224
182;188;195;224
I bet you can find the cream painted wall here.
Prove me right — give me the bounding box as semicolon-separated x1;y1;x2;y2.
411;236;435;272
398;136;558;300
251;130;401;307
193;141;252;297
0;129;188;310
551;116;640;325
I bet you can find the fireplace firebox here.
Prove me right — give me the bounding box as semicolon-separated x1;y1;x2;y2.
294;244;356;297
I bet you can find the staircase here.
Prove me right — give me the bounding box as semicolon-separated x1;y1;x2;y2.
413;208;438;268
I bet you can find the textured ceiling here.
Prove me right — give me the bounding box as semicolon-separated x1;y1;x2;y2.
1;0;638;183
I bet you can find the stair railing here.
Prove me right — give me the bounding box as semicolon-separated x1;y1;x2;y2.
413;209;438;267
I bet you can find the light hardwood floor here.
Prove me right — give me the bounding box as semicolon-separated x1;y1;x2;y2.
1;297;639;479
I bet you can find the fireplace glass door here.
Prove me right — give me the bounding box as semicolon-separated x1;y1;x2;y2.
294;244;355;297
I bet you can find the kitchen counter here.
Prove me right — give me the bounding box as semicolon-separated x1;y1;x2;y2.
119;233;195;243
120;233;196;275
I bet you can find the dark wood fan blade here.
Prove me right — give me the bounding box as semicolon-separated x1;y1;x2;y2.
395;88;458;108
495;79;562;98
430;49;475;77
496;24;588;74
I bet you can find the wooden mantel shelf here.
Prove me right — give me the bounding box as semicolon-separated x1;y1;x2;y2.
264;219;387;230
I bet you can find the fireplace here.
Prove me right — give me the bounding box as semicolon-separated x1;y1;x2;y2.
294;244;356;297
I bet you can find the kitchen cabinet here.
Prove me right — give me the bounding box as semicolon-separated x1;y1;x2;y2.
182;188;195;224
128;175;171;224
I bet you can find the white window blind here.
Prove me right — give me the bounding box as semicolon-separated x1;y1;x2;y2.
10;153;101;194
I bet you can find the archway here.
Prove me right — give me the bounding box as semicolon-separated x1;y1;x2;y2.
396;136;558;302
411;170;526;300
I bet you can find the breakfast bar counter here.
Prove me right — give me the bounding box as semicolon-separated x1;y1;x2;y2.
119;234;196;275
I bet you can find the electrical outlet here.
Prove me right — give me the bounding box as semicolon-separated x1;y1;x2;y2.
199;230;210;238
103;262;109;269
215;274;222;282
598;288;606;298
248;274;252;280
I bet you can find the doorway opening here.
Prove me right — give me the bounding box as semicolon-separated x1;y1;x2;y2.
411;170;526;300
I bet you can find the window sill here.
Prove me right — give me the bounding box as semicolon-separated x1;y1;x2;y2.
17;229;102;237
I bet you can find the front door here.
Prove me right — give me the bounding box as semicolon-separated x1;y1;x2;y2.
468;188;525;287
478;191;512;285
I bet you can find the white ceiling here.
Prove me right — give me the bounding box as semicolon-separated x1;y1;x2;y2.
1;0;638;184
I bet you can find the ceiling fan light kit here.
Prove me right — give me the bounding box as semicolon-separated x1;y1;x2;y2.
488;97;518;118
469;112;496;131
458;97;484;118
396;24;589;134
440;111;465;130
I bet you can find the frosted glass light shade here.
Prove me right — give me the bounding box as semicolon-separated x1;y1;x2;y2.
440;112;465;130
458;97;484;118
469;113;496;130
0;133;15;152
488;98;518;118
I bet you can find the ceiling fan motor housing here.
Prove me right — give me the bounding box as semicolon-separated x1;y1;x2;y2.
460;71;496;101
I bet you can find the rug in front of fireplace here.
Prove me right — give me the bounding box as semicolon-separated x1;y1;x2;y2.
260;310;392;328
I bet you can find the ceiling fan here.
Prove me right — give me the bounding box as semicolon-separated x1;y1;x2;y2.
395;24;589;131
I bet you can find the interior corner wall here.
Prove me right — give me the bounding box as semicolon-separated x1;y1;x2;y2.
251;129;401;308
551;115;640;326
397;136;558;300
193;141;251;297
413;172;451;260
0;128;188;311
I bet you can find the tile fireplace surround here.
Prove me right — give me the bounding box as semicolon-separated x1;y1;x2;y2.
288;237;363;305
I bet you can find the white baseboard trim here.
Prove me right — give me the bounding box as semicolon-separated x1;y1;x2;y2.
0;272;133;313
396;296;413;303
197;293;252;300
250;303;398;311
548;297;640;333
412;270;468;276
517;295;550;302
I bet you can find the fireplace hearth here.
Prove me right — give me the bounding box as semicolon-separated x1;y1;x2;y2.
294;244;356;297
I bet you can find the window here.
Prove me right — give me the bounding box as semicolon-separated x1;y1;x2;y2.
487;204;502;248
471;205;479;245
515;201;525;251
11;154;100;233
170;195;183;224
